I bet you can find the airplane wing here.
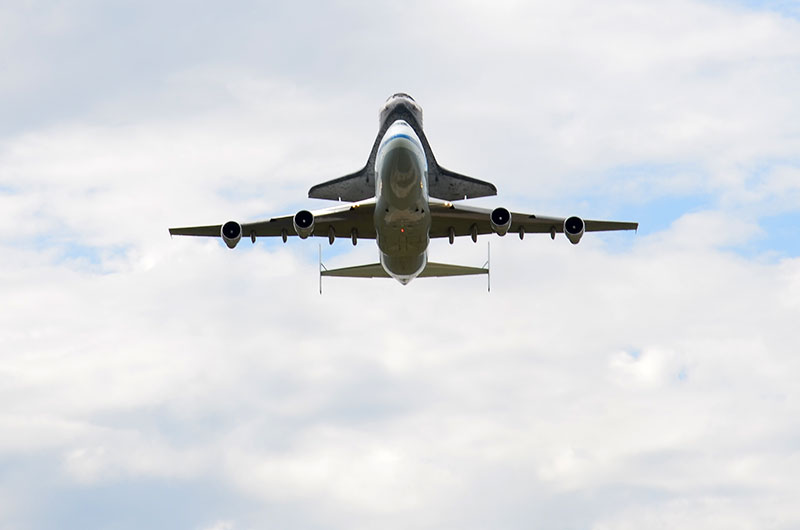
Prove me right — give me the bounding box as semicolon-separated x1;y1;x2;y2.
169;200;378;241
428;200;638;239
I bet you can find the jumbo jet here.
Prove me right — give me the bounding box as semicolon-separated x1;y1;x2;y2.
169;93;637;286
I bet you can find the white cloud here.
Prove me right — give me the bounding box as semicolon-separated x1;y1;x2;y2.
1;0;800;529
1;231;799;528
199;522;235;530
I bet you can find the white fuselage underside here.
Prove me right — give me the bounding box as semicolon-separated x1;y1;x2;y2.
373;120;431;284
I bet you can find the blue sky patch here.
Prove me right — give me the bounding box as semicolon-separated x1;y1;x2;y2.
35;477;250;530
26;235;132;273
745;210;800;258
717;0;800;18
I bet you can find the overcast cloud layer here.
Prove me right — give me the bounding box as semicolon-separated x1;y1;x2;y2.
1;1;799;529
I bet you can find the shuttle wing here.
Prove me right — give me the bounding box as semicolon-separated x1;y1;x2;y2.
428;166;497;201
308;167;374;202
307;166;497;202
428;201;638;239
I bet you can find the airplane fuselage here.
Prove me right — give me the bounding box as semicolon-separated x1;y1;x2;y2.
168;93;639;287
374;120;431;284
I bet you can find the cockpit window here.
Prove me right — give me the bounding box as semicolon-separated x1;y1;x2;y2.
389;93;415;102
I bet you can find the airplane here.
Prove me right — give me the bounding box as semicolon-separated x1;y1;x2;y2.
169;93;638;288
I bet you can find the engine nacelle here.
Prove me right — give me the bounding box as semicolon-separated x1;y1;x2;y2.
293;210;315;239
564;216;585;245
221;221;242;249
490;207;512;236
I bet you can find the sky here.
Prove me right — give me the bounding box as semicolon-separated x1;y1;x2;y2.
1;1;799;529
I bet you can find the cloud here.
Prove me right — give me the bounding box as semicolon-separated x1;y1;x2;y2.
3;221;799;528
199;522;235;530
2;1;800;529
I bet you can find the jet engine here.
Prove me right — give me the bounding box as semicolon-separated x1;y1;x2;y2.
490;207;512;236
564;216;585;245
293;210;315;239
221;221;242;249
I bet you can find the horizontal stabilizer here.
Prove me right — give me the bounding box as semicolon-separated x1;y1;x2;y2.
320;261;487;278
321;263;389;278
418;262;488;277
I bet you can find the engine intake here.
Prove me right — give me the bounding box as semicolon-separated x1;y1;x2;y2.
490;207;512;236
221;221;242;249
564;216;585;245
293;210;315;239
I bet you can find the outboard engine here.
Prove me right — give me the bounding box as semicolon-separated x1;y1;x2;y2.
564;216;585;245
221;221;242;249
293;210;315;239
490;207;512;236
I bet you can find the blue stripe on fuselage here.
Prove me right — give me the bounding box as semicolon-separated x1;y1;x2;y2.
386;133;416;143
380;132;420;151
